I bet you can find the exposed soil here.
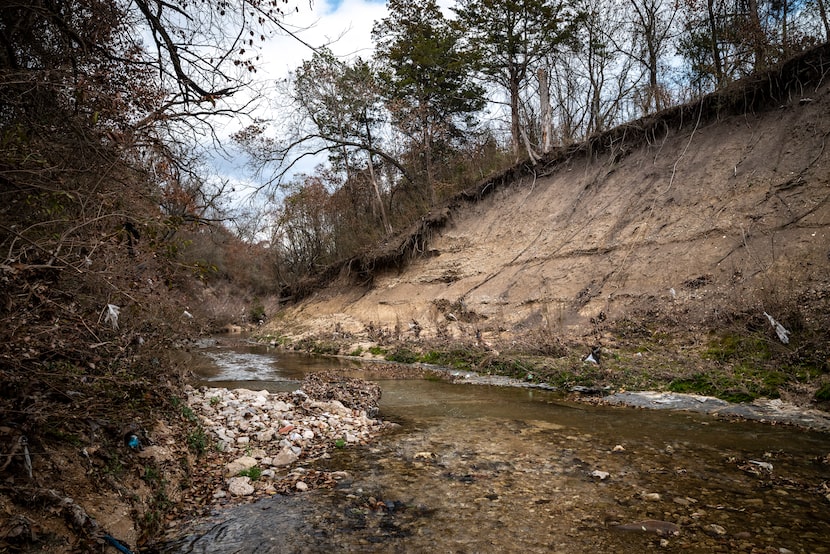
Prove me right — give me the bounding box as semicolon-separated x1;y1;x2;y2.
264;46;830;407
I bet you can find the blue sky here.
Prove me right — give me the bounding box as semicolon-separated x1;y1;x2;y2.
212;0;459;207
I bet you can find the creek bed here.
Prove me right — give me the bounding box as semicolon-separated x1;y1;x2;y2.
164;340;830;553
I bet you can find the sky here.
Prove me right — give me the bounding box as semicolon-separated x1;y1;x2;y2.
210;0;390;206
211;0;464;204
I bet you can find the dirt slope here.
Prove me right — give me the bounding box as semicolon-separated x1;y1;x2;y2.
269;52;830;360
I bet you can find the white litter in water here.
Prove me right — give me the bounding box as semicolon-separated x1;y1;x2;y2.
763;312;790;344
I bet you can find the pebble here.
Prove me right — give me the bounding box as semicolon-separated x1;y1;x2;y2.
615;520;680;536
591;470;610;480
295;481;309;492
705;523;727;536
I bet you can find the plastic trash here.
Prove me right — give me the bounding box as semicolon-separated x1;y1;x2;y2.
125;434;140;449
104;304;120;330
584;347;601;364
763;312;790;344
21;436;32;479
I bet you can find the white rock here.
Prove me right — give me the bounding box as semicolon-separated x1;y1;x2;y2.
705;524;727;536
591;470;610;480
295;481;308;492
227;477;255;497
256;429;275;442
226;456;258;475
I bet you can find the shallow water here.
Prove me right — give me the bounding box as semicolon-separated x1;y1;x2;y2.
167;340;830;553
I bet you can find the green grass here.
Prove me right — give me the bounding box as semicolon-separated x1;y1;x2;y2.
237;466;262;481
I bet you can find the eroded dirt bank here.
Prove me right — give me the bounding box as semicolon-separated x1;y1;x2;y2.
262;49;830;408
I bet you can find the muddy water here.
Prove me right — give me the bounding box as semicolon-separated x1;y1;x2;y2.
168;340;830;553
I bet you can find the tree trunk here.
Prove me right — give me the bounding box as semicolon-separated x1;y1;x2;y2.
818;0;830;41
746;0;765;71
707;0;725;88
364;115;392;235
510;66;521;159
538;67;552;153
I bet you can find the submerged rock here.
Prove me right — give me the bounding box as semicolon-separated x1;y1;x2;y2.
615;520;680;536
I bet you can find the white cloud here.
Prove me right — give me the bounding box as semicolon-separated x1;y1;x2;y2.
203;1;390;203
260;0;388;78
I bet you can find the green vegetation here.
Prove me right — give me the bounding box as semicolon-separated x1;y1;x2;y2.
702;333;771;363
237;467;263;481
385;348;420;364
186;427;208;455
141;464;173;539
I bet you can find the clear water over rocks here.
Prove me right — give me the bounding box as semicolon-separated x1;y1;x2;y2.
163;340;830;553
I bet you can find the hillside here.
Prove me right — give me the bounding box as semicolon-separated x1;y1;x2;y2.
265;46;830;402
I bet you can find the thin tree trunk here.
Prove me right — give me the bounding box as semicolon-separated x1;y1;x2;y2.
707;0;725;88
510;66;521;158
538;68;552;153
364;116;392;235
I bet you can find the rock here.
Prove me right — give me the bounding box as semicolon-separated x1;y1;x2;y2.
226;456;258;476
615;520;680;536
227;477;255;497
612;445;625;452
643;492;662;501
704;524;727;536
591;470;610;480
748;460;773;472
272;447;299;467
295;481;308;491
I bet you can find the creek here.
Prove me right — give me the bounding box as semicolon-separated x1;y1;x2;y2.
165;339;830;553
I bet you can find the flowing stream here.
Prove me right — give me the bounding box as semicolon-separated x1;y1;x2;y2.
165;339;830;553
